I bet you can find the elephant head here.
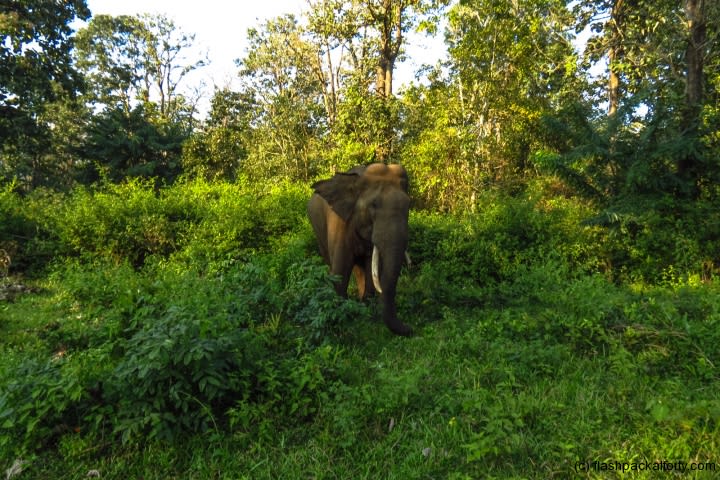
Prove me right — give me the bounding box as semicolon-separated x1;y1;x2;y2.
307;163;413;336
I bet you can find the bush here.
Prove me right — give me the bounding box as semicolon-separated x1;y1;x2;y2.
0;234;363;454
405;192;608;324
100;253;357;442
0;355;87;455
596;196;720;283
0;184;65;274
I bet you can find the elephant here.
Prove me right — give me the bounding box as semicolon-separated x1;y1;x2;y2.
307;163;413;336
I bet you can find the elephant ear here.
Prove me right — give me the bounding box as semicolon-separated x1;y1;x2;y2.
311;172;361;222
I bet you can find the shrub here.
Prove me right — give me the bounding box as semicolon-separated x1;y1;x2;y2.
0;352;97;457
2;178;311;273
0;184;65;274
105;252;357;442
405;193;608;326
109;307;256;441
1;235;361;453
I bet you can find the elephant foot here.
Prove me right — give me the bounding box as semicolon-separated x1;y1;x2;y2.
386;321;414;337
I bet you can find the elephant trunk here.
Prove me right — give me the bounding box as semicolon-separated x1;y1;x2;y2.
371;243;413;336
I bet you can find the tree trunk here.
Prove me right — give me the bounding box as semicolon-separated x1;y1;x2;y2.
607;0;625;116
683;0;705;117
375;58;394;99
607;46;621;116
373;0;400;100
678;0;706;190
369;0;407;161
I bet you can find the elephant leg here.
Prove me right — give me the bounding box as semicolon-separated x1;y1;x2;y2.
353;265;366;299
353;254;379;300
329;247;353;298
316;240;330;266
363;255;376;297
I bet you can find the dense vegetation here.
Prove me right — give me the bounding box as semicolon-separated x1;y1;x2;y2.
2;0;719;478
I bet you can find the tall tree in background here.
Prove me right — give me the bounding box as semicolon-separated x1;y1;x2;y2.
577;0;679;116
75;14;205;124
306;0;368;126
678;0;708;190
181;88;253;180
74;15;147;114
364;0;447;160
556;0;719;201
306;0;392;165
368;0;407;99
307;0;448;163
228;0;450;178
445;0;579;179
0;0;90;188
606;0;624;117
365;0;411;161
236;14;326;180
75;14;206;182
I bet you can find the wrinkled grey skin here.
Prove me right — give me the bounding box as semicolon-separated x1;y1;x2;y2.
307;163;412;336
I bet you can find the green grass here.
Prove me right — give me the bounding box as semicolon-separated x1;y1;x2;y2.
4;274;719;478
1;179;719;479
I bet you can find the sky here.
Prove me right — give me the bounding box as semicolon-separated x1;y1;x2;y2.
82;0;448;114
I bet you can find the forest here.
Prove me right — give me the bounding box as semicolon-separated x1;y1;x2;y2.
1;0;719;478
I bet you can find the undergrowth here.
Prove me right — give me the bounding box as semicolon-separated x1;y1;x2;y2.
1;178;718;478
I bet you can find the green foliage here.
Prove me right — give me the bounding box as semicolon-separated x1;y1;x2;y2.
0;0;90;150
80;106;185;183
2;178;309;271
181;125;246;181
74;13;205;123
2;181;720;479
406;189;606;316
0;184;64;273
400;80;477;211
0;183;28;271
439;0;581;182
181;88;253;182
0;181;360;453
0;355;88;454
48;179;181;266
333;84;401;164
3;0;720;475
169;179;310;270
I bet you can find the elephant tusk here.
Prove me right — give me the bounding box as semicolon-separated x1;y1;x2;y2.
405;251;412;268
372;246;383;294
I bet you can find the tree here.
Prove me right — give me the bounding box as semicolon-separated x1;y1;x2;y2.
575;0;712;122
304;0;449;163
400;77;477;210
74;15;146;114
606;0;624;116
236;14;327;180
558;0;719;200
74;13;206;182
75;13;206;125
0;0;90;188
444;0;580;182
80;105;184;183
305;0;370;126
360;0;448;160
181;88;253;181
678;0;708;188
305;0;391;165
